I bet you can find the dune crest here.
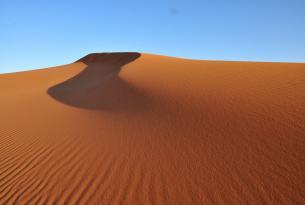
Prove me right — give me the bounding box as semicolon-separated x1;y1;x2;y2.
0;53;305;204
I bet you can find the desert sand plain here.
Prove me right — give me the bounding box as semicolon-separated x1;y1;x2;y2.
0;53;305;204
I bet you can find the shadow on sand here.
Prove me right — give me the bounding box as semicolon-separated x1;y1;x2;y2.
47;52;148;111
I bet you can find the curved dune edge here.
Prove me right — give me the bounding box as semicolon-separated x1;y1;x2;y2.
0;52;305;204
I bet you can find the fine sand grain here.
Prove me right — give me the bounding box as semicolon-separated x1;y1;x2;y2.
0;52;305;204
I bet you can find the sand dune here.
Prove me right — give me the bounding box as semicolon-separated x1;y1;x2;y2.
0;52;305;204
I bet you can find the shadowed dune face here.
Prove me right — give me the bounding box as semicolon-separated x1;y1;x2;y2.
47;52;145;111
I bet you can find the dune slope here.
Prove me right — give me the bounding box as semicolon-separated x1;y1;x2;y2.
0;52;305;204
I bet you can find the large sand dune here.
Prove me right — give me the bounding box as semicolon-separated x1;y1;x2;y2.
0;52;305;204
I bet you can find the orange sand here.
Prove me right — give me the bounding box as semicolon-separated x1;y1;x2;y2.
0;52;305;204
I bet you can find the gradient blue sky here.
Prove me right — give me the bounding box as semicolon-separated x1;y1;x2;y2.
1;0;305;73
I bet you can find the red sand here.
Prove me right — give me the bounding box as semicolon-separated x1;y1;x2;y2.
0;52;305;204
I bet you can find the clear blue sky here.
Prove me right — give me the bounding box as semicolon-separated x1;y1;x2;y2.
1;0;305;73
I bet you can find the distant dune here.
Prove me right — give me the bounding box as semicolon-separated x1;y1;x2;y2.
0;52;305;204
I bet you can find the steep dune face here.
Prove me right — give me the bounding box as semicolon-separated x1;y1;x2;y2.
48;53;145;110
0;53;305;204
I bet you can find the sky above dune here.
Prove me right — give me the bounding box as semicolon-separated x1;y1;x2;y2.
1;0;305;73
